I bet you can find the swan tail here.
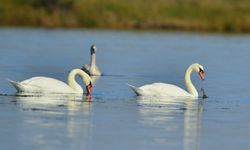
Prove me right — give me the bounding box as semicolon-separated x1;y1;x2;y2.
127;84;142;96
7;79;25;92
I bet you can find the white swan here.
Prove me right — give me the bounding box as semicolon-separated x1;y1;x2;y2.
8;69;93;95
128;63;205;98
82;45;102;76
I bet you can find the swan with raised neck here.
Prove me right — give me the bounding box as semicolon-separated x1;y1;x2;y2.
82;45;102;76
128;63;205;98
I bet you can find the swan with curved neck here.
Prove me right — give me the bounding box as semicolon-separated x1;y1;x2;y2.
128;63;205;98
8;69;93;96
82;45;102;76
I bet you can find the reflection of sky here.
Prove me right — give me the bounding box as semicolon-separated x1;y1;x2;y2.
8;94;92;149
0;29;249;149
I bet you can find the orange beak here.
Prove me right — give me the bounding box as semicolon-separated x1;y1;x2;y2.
199;70;205;80
86;82;92;96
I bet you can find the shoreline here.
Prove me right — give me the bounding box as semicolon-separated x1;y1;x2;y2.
1;25;250;34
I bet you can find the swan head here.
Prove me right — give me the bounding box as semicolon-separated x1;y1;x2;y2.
82;74;93;96
90;45;96;54
192;63;205;80
86;82;92;96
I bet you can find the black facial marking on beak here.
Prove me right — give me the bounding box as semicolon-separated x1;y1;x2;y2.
198;67;205;80
86;82;92;96
199;67;204;73
90;45;96;54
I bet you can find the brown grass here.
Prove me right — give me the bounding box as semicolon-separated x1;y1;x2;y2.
1;0;250;32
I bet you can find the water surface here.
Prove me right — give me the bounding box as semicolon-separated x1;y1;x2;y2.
0;28;249;150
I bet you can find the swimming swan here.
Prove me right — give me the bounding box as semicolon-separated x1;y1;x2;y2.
8;69;93;96
128;63;205;98
82;45;102;76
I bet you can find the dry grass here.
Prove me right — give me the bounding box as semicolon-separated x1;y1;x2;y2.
1;0;250;32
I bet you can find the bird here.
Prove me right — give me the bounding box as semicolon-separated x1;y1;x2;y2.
82;45;102;76
8;69;93;96
128;63;205;98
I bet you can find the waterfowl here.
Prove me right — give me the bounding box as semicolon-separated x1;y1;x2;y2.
82;45;102;76
8;69;92;96
128;63;205;98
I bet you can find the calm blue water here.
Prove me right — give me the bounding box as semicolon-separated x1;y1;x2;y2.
0;28;249;150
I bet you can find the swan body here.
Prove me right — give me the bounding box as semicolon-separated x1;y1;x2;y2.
128;83;191;97
128;63;205;98
82;45;102;76
8;69;93;95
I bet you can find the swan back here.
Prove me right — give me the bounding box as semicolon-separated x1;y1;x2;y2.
129;83;191;97
139;83;191;97
9;77;76;93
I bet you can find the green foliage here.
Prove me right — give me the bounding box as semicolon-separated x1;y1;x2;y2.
1;0;250;32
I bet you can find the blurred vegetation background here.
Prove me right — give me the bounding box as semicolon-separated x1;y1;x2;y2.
1;0;250;32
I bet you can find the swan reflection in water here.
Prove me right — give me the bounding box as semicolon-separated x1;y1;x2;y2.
13;93;93;149
136;96;204;150
183;98;204;150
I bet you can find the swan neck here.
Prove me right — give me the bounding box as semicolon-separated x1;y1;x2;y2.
68;69;92;93
90;53;96;67
67;70;84;93
185;66;198;97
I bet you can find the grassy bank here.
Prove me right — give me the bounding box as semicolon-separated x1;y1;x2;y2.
1;0;250;33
